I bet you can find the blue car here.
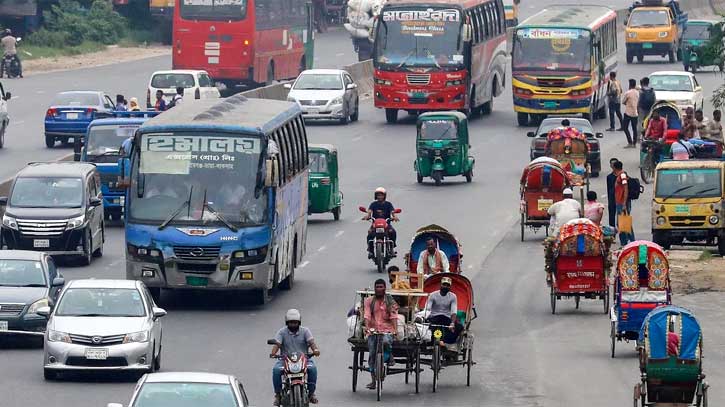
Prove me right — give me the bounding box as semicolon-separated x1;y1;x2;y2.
44;91;116;148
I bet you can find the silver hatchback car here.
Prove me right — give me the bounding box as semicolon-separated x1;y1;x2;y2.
107;372;251;407
39;279;166;380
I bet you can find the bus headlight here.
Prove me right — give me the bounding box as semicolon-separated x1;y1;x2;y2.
446;79;463;87
656;216;667;226
374;78;392;86
709;215;719;225
628;32;637;39
658;31;668;38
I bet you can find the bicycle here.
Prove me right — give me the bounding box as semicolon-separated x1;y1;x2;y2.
639;139;664;184
367;330;390;401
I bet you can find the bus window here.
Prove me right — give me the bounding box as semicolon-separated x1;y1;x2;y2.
290;119;304;171
280;125;293;180
272;131;286;185
285;122;299;174
296;117;309;166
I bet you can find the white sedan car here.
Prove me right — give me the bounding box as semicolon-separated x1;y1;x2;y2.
285;69;359;124
649;71;704;112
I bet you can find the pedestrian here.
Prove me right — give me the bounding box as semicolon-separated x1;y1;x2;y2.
128;97;141;111
115;94;127;111
169;86;184;108
154;90;167;111
606;158;619;228
705;109;723;145
613;160;635;246
694;109;710;139
682;107;697;139
622;79;640;148
606;71;623;131
638;77;656;132
584;190;605;225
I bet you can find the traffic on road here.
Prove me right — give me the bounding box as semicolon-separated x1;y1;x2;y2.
1;0;725;406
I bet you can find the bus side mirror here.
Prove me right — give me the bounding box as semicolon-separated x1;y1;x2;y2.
4;92;11;101
462;24;473;42
265;159;279;188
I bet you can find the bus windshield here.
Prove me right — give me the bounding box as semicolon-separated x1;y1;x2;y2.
86;125;138;159
628;9;670;27
655;168;722;199
129;132;267;226
375;7;464;70
180;0;248;21
513;27;591;72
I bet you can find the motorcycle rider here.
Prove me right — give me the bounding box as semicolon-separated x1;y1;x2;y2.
269;309;320;406
1;29;21;78
362;187;398;258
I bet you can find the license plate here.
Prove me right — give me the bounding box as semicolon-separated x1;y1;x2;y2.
65;113;79;119
543;101;557;109
307;108;319;115
0;321;8;331
643;43;653;49
413;92;426;98
537;199;554;211
186;276;208;287
675;205;690;214
375;227;385;233
85;348;108;360
34;239;50;248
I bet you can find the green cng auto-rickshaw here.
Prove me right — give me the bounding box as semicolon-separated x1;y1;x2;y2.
308;144;343;220
681;20;724;73
414;111;475;185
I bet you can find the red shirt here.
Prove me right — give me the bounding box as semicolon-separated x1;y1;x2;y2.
646;117;668;139
363;295;399;334
614;171;628;205
667;332;680;356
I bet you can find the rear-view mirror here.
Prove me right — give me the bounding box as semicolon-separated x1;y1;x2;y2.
526;131;536;138
89;197;103;207
264;159;279;188
346;83;358;90
358;206;367;213
462;24;473;42
152;307;167;319
0;196;6;206
52;277;65;287
267;339;277;345
107;403;124;407
4;92;11;101
36;306;51;317
283;83;292;89
394;208;402;214
595;132;604;138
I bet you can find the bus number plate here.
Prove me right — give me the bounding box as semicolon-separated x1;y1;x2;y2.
675;205;690;214
186;276;208;287
543;101;557;109
643;43;653;49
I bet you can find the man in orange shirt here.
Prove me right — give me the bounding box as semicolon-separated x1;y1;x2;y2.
613;161;634;245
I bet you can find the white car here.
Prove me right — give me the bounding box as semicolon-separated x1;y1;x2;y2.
146;69;220;108
285;69;359;124
649;71;704;112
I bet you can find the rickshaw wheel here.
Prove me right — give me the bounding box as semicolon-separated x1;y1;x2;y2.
702;384;708;407
332;206;341;221
603;287;610;314
352;350;359;392
575;296;580;310
466;345;473;387
415;348;420;394
432;344;440;393
416;172;423;184
465;168;473;183
550;286;557;315
520;214;525;242
610;321;617;358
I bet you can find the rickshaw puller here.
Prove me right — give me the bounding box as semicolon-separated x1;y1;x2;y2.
363;279;400;390
425;277;463;346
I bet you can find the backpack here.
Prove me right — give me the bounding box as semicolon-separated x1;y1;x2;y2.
640;88;655;111
625;173;644;200
168;95;182;109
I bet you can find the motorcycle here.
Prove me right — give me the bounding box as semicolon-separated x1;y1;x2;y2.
1;37;21;79
359;206;401;273
268;339;314;407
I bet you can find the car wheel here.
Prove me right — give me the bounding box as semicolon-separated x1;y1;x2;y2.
79;229;92;266
339;104;349;125
0;122;5;149
93;226;104;258
350;99;359;122
44;368;58;381
45;135;55;148
154;344;162;371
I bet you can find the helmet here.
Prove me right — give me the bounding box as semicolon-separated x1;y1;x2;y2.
374;187;386;198
285;309;301;323
3;29;10;36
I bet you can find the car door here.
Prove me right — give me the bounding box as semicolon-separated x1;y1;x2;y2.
344;73;357;109
87;173;103;245
45;256;63;304
691;76;703;108
198;72;218;99
141;285;162;350
103;94;115;112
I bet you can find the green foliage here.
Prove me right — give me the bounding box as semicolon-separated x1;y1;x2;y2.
33;0;127;47
26;28;70;48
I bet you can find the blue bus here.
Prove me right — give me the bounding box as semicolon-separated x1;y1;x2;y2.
123;95;309;304
77;112;160;220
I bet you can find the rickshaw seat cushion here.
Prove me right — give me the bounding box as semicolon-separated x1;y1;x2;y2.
665;129;680;142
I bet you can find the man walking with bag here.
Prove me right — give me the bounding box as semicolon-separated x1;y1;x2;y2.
606;72;623;131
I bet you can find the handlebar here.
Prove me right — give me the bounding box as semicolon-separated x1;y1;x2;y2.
269;353;315;359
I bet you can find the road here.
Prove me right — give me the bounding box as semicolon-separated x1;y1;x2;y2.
2;3;725;407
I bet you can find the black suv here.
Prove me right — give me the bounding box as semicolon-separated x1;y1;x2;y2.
0;162;105;265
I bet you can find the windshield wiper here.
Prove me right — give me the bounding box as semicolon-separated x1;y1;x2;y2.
662;185;694;201
158;186;194;230
396;50;416;69
423;48;441;69
19;283;47;287
684;187;719;201
68;313;106;317
200;188;238;232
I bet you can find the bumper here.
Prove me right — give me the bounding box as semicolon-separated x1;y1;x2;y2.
300;104;346;120
513;96;591;115
0;312;48;336
626;42;674;55
126;257;271;290
44;341;153;371
1;227;85;256
44;122;90;137
374;86;466;111
102;194;125;210
653;227;720;240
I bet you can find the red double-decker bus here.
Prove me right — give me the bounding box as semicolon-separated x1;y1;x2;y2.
173;0;315;88
372;0;508;123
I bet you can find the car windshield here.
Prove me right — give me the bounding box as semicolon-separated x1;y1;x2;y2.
655;168;722;198
10;177;83;208
86;125;138;158
629;9;670;27
420;119;457;140
55;288;146;317
650;75;693;92
51;93;100;106
294;74;342;90
151;73;196;89
309;152;328;173
180;0;247;21
538;120;593;135
513;28;591;72
129;132;267;226
133;382;239;407
374;7;464;70
683;24;712;40
0;260;46;287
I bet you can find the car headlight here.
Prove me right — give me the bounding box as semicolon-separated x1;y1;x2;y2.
286;96;297;103
709;215;719;225
123;330;149;343
330;96;343;105
28;298;49;314
2;214;17;230
66;215;85;230
658;31;668;38
628;32;637;39
656;216;667;226
48;330;71;343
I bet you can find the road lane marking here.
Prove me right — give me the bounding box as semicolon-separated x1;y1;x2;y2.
317;245;327;252
334;230;345;238
335;52;345;57
299;260;310;268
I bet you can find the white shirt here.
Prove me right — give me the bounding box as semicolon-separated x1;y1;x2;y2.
416;249;450;274
547;198;582;234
